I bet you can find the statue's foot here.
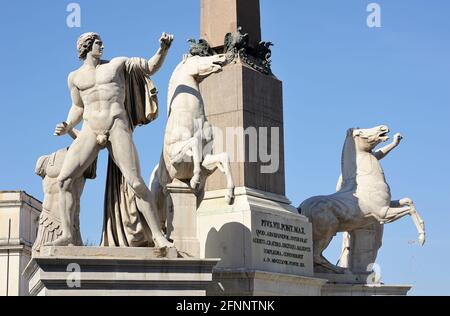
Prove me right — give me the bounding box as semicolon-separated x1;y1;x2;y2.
154;236;178;259
44;235;75;247
225;187;235;205
153;235;175;249
190;173;201;191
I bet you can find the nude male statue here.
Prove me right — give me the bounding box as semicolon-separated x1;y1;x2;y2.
51;32;174;248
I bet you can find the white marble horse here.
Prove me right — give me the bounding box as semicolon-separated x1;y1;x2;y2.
150;53;235;230
299;126;425;273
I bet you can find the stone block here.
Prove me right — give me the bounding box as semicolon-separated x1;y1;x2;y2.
24;246;219;296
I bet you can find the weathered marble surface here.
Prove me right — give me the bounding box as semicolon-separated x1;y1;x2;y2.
153;52;234;201
149;50;236;257
48;32;174;249
33;130;96;253
299;126;425;274
321;283;411;296
24;246;218;296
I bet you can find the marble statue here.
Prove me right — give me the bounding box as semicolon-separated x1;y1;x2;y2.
299;126;425;273
51;32;174;249
149;43;235;232
33;129;97;253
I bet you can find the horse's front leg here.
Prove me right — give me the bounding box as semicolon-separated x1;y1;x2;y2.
379;199;425;246
397;199;426;246
169;136;203;191
202;153;235;204
189;135;203;190
374;133;403;160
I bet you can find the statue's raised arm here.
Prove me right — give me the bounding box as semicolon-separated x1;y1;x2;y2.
125;33;174;76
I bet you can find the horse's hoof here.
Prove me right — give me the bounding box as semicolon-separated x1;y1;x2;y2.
224;188;235;205
419;233;426;247
190;176;201;191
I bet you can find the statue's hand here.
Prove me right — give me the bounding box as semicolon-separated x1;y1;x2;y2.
160;32;174;50
393;133;403;146
54;122;70;137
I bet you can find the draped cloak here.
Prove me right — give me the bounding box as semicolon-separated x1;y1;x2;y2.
100;58;159;247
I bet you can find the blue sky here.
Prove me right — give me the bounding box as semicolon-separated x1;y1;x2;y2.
1;0;449;295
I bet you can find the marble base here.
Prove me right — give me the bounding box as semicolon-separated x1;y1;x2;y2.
23;246;219;296
208;269;326;296
197;187;321;295
315;272;373;285
321;283;411;296
166;180;200;257
197;187;314;277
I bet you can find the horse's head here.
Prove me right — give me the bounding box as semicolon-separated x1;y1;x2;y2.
182;54;227;82
351;125;390;152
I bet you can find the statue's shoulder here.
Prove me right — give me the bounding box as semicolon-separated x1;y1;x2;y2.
110;57;128;65
68;69;80;86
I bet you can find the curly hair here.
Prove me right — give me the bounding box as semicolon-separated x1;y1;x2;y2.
77;32;101;60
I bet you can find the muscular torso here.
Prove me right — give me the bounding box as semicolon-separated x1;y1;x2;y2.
72;58;128;133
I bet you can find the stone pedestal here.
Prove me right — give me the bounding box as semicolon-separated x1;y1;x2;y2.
197;187;321;295
321;283;411;296
166;180;200;257
316;273;411;296
209;270;326;296
24;246;219;296
338;224;383;273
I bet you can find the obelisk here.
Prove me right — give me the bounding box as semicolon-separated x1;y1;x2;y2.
197;0;323;296
200;0;261;49
199;0;286;196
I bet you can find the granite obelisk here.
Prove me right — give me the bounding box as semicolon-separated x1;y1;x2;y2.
197;0;323;296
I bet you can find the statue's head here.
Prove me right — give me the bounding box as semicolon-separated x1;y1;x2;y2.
77;32;103;60
351;125;390;152
182;54;227;81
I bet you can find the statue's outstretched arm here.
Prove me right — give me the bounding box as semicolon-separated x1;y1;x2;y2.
146;32;174;75
374;133;403;160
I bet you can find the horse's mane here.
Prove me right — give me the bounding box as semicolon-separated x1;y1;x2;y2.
167;55;190;117
341;128;358;183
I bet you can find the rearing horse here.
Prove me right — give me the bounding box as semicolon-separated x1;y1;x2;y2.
150;53;235;232
299;126;425;273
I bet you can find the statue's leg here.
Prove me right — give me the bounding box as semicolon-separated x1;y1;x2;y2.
149;164;166;231
383;199;425;246
202;153;235;204
49;129;100;246
168;135;203;190
312;211;346;273
190;135;203;190
337;232;351;269
380;206;411;223
72;177;86;246
108;121;173;249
